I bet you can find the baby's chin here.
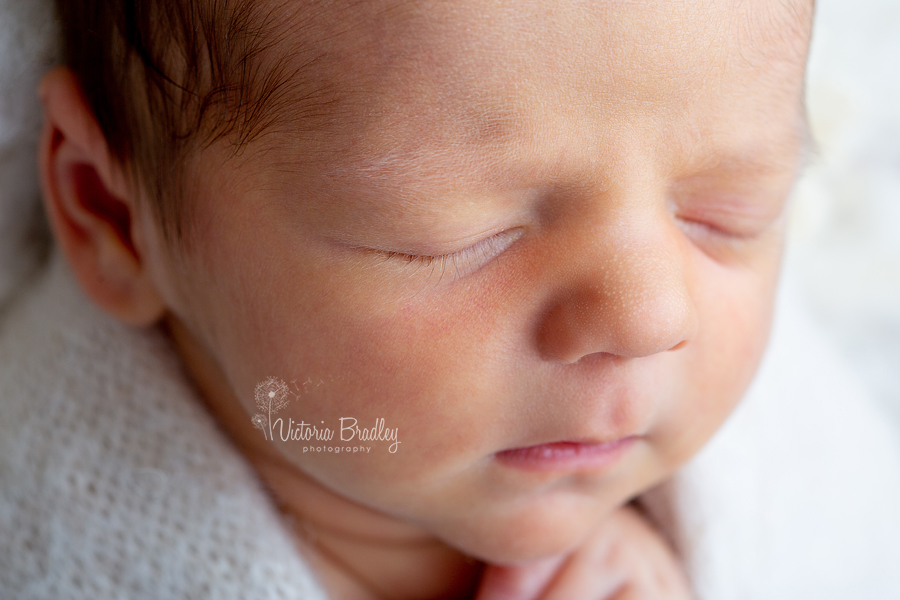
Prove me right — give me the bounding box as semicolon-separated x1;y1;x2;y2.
428;490;627;565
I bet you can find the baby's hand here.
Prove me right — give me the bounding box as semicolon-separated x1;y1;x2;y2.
475;504;694;600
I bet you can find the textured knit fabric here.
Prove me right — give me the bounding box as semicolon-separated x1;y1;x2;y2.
0;251;329;599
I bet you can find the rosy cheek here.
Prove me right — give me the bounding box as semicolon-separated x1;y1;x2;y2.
658;257;777;463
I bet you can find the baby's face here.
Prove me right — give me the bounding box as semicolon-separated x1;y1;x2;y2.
150;0;810;562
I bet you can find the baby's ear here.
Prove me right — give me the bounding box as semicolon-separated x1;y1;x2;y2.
38;67;165;327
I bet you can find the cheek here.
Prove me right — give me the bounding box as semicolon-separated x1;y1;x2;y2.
209;249;525;494
654;249;780;469
169;193;521;506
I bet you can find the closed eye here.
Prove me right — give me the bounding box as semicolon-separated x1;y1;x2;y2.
673;212;785;266
372;228;523;284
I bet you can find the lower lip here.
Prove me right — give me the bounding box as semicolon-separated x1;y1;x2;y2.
495;436;637;473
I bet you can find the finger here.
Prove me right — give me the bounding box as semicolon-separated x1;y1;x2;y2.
540;506;685;600
613;511;694;600
606;580;692;600
474;555;567;600
538;547;626;600
600;513;695;600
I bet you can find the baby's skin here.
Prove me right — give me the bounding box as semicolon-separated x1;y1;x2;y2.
38;0;813;597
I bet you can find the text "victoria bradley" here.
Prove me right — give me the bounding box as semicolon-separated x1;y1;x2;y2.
272;416;401;453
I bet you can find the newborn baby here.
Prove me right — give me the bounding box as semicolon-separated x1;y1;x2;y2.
38;0;813;597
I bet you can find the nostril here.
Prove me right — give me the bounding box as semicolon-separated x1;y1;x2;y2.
669;340;688;351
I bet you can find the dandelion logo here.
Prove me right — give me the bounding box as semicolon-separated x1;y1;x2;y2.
252;376;291;440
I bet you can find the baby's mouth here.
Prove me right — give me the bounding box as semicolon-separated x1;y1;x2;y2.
494;436;638;473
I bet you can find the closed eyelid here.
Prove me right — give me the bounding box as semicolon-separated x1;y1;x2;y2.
371;228;524;283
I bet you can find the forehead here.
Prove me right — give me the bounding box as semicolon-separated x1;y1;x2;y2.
260;0;812;190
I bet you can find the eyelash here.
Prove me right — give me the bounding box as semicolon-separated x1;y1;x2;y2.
674;216;775;266
678;212;774;242
375;229;522;283
677;217;739;238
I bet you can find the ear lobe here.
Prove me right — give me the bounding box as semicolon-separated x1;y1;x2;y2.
39;67;166;327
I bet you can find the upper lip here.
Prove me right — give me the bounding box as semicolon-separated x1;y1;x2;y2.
495;366;657;457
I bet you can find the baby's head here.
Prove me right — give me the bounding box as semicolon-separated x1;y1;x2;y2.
43;0;812;567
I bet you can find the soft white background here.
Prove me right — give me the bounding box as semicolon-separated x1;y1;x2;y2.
786;0;900;427
0;0;898;421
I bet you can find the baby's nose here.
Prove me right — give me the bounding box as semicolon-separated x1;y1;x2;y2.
537;214;698;363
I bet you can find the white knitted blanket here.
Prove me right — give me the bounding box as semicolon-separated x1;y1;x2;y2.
0;251;330;599
2;1;900;598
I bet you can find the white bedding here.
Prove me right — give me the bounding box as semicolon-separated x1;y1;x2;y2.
787;0;900;426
